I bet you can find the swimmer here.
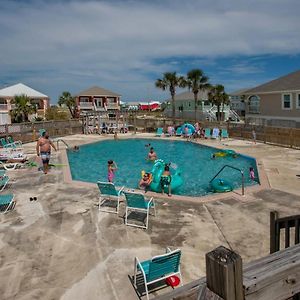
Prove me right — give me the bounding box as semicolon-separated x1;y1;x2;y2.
211;154;216;160
249;167;255;180
114;132;118;140
147;147;157;161
107;160;117;183
73;145;80;152
160;165;171;196
139;172;152;192
145;143;151;148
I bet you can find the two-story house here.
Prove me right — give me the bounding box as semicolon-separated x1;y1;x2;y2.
244;70;300;127
0;83;49;124
76;86;121;116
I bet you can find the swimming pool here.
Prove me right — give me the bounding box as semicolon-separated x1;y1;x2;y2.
67;139;259;196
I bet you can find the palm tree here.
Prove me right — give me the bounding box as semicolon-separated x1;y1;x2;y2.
58;91;77;118
10;94;37;123
155;72;185;123
208;85;230;121
183;69;210;121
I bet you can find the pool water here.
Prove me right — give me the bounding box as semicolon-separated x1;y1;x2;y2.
67;139;259;196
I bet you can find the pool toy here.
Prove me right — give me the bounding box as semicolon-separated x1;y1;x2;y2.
211;178;233;193
213;149;238;158
181;123;195;134
148;159;183;193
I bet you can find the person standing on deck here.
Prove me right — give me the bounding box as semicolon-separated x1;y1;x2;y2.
36;131;57;174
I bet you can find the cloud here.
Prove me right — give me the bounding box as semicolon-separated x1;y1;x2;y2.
0;0;300;101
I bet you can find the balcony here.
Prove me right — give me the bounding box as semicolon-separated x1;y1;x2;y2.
106;103;120;110
79;102;94;110
0;104;8;111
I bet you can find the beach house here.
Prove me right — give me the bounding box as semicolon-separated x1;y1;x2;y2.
244;69;300;127
0;83;49;124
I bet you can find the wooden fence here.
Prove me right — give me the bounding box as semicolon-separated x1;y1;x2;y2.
0;119;83;143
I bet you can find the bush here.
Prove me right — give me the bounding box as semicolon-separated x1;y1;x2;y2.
45;107;69;120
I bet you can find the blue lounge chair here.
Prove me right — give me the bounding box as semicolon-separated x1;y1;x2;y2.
211;128;220;139
39;129;46;137
7;136;22;148
97;181;124;214
0;194;15;214
123;191;156;229
155;128;164;137
134;248;182;300
204;128;211;139
221;129;229;139
175;127;182;136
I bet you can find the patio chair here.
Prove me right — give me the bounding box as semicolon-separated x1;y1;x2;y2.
0;194;16;214
39;129;46;137
7;136;22;148
0;161;21;170
123;191;156;229
221;128;229;139
211;128;220;139
0;138;22;150
175;127;182;136
97;181;124;214
133;248;182;300
0;174;10;192
204;128;211;139
155;128;164;137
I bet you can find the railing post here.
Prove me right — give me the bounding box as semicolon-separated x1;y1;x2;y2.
206;246;244;300
134;113;137;134
241;171;245;196
270;211;279;254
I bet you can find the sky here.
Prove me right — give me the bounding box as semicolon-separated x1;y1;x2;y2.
1;0;300;103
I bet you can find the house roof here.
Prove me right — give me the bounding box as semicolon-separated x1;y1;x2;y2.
76;86;121;97
0;83;48;98
245;69;300;94
166;90;209;102
230;88;251;96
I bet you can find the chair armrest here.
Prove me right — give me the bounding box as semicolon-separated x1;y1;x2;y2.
166;247;172;253
146;197;153;208
118;186;125;195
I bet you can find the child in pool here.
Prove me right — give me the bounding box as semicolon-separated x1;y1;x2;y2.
107;160;117;182
249;167;255;180
160;165;172;196
139;172;152;192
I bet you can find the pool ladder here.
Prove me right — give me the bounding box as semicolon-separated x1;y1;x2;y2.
209;165;245;196
56;139;69;150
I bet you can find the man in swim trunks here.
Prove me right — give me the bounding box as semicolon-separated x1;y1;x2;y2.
147;147;157;161
36;131;57;174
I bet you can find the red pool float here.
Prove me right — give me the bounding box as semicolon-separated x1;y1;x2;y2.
165;275;180;287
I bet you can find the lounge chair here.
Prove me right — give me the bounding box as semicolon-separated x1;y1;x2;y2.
123;191;156;229
0;174;10;192
7;136;22;148
221;129;229;139
211;128;220;139
155;128;164;137
0;138;23;150
39;129;46;137
175;127;182;136
0;194;16;214
97;181;124;214
165;126;174;137
0;161;21;170
133;248;182;300
204;128;211;139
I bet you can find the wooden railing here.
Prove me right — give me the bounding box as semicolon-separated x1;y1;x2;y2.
154;244;300;300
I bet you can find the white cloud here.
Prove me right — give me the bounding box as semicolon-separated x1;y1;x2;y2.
0;0;300;100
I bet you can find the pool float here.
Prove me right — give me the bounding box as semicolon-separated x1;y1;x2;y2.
181;123;195;134
214;152;227;157
148;159;183;193
211;178;233;193
213;149;238;158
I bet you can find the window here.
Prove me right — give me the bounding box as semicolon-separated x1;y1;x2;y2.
297;93;300;109
248;95;260;114
282;93;292;110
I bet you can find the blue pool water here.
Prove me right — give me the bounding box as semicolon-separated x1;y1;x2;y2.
67;139;259;196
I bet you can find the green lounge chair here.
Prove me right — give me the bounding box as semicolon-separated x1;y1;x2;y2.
155;128;164;137
7;136;22;148
0;138;23;150
221;129;229;139
175;127;182;136
39;129;46;137
0;194;15;214
204;128;211;139
0;174;9;192
97;181;124;214
134;248;182;300
123;191;156;229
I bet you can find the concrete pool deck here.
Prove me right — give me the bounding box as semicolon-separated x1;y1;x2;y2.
0;133;300;300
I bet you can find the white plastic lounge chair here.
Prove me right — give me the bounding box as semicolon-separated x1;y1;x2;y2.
123;191;156;229
0;174;10;192
0;161;21;170
133;248;182;300
0;194;16;214
211;128;220;139
97;181;124;214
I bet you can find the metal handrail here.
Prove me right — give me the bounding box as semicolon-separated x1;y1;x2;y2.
209;164;245;196
56;139;69;150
